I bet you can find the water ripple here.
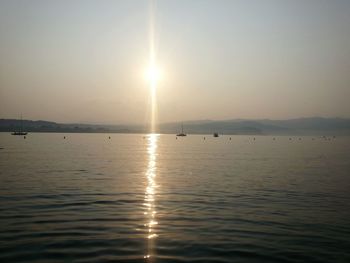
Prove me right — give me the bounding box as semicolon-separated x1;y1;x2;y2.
1;134;350;262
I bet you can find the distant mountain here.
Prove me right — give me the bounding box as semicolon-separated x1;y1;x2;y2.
166;118;350;135
0;119;135;133
159;120;274;135
1;117;350;135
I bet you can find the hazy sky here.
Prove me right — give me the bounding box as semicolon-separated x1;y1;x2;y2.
1;0;350;124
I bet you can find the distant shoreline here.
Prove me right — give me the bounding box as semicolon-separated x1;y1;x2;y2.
1;117;350;136
1;132;348;138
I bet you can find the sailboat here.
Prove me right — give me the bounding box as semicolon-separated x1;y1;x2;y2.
11;115;28;135
176;123;187;137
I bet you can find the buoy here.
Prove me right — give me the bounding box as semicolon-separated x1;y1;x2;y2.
109;136;111;139
24;136;26;139
64;136;66;139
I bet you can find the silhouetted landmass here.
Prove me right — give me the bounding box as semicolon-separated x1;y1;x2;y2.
161;118;350;135
1;117;350;135
0;119;134;133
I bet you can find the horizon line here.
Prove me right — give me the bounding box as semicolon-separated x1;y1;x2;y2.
1;116;350;127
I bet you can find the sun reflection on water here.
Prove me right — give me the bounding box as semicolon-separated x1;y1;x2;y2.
144;134;159;260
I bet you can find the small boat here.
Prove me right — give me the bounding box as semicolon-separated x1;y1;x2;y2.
176;123;187;137
11;115;28;136
213;132;219;137
11;131;27;135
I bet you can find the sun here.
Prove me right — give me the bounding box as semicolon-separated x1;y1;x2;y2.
145;65;162;87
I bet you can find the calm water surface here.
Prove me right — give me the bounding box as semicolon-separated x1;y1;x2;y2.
0;133;349;262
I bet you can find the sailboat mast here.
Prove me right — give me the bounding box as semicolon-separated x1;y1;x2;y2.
20;114;22;133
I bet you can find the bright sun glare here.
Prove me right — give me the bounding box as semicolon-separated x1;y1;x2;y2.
146;65;162;86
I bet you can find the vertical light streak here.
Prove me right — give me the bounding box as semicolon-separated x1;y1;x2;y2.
149;0;157;134
144;3;158;260
144;134;158;260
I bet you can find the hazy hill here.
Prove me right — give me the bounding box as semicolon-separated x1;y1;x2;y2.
1;117;350;135
0;119;133;133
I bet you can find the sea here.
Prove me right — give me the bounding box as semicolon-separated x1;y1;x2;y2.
0;133;349;262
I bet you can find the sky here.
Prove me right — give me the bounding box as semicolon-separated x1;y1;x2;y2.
0;0;350;125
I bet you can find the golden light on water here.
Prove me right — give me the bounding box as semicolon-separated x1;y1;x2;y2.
144;3;159;259
144;133;159;260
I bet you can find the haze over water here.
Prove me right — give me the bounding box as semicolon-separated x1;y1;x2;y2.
1;0;350;123
1;133;349;262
